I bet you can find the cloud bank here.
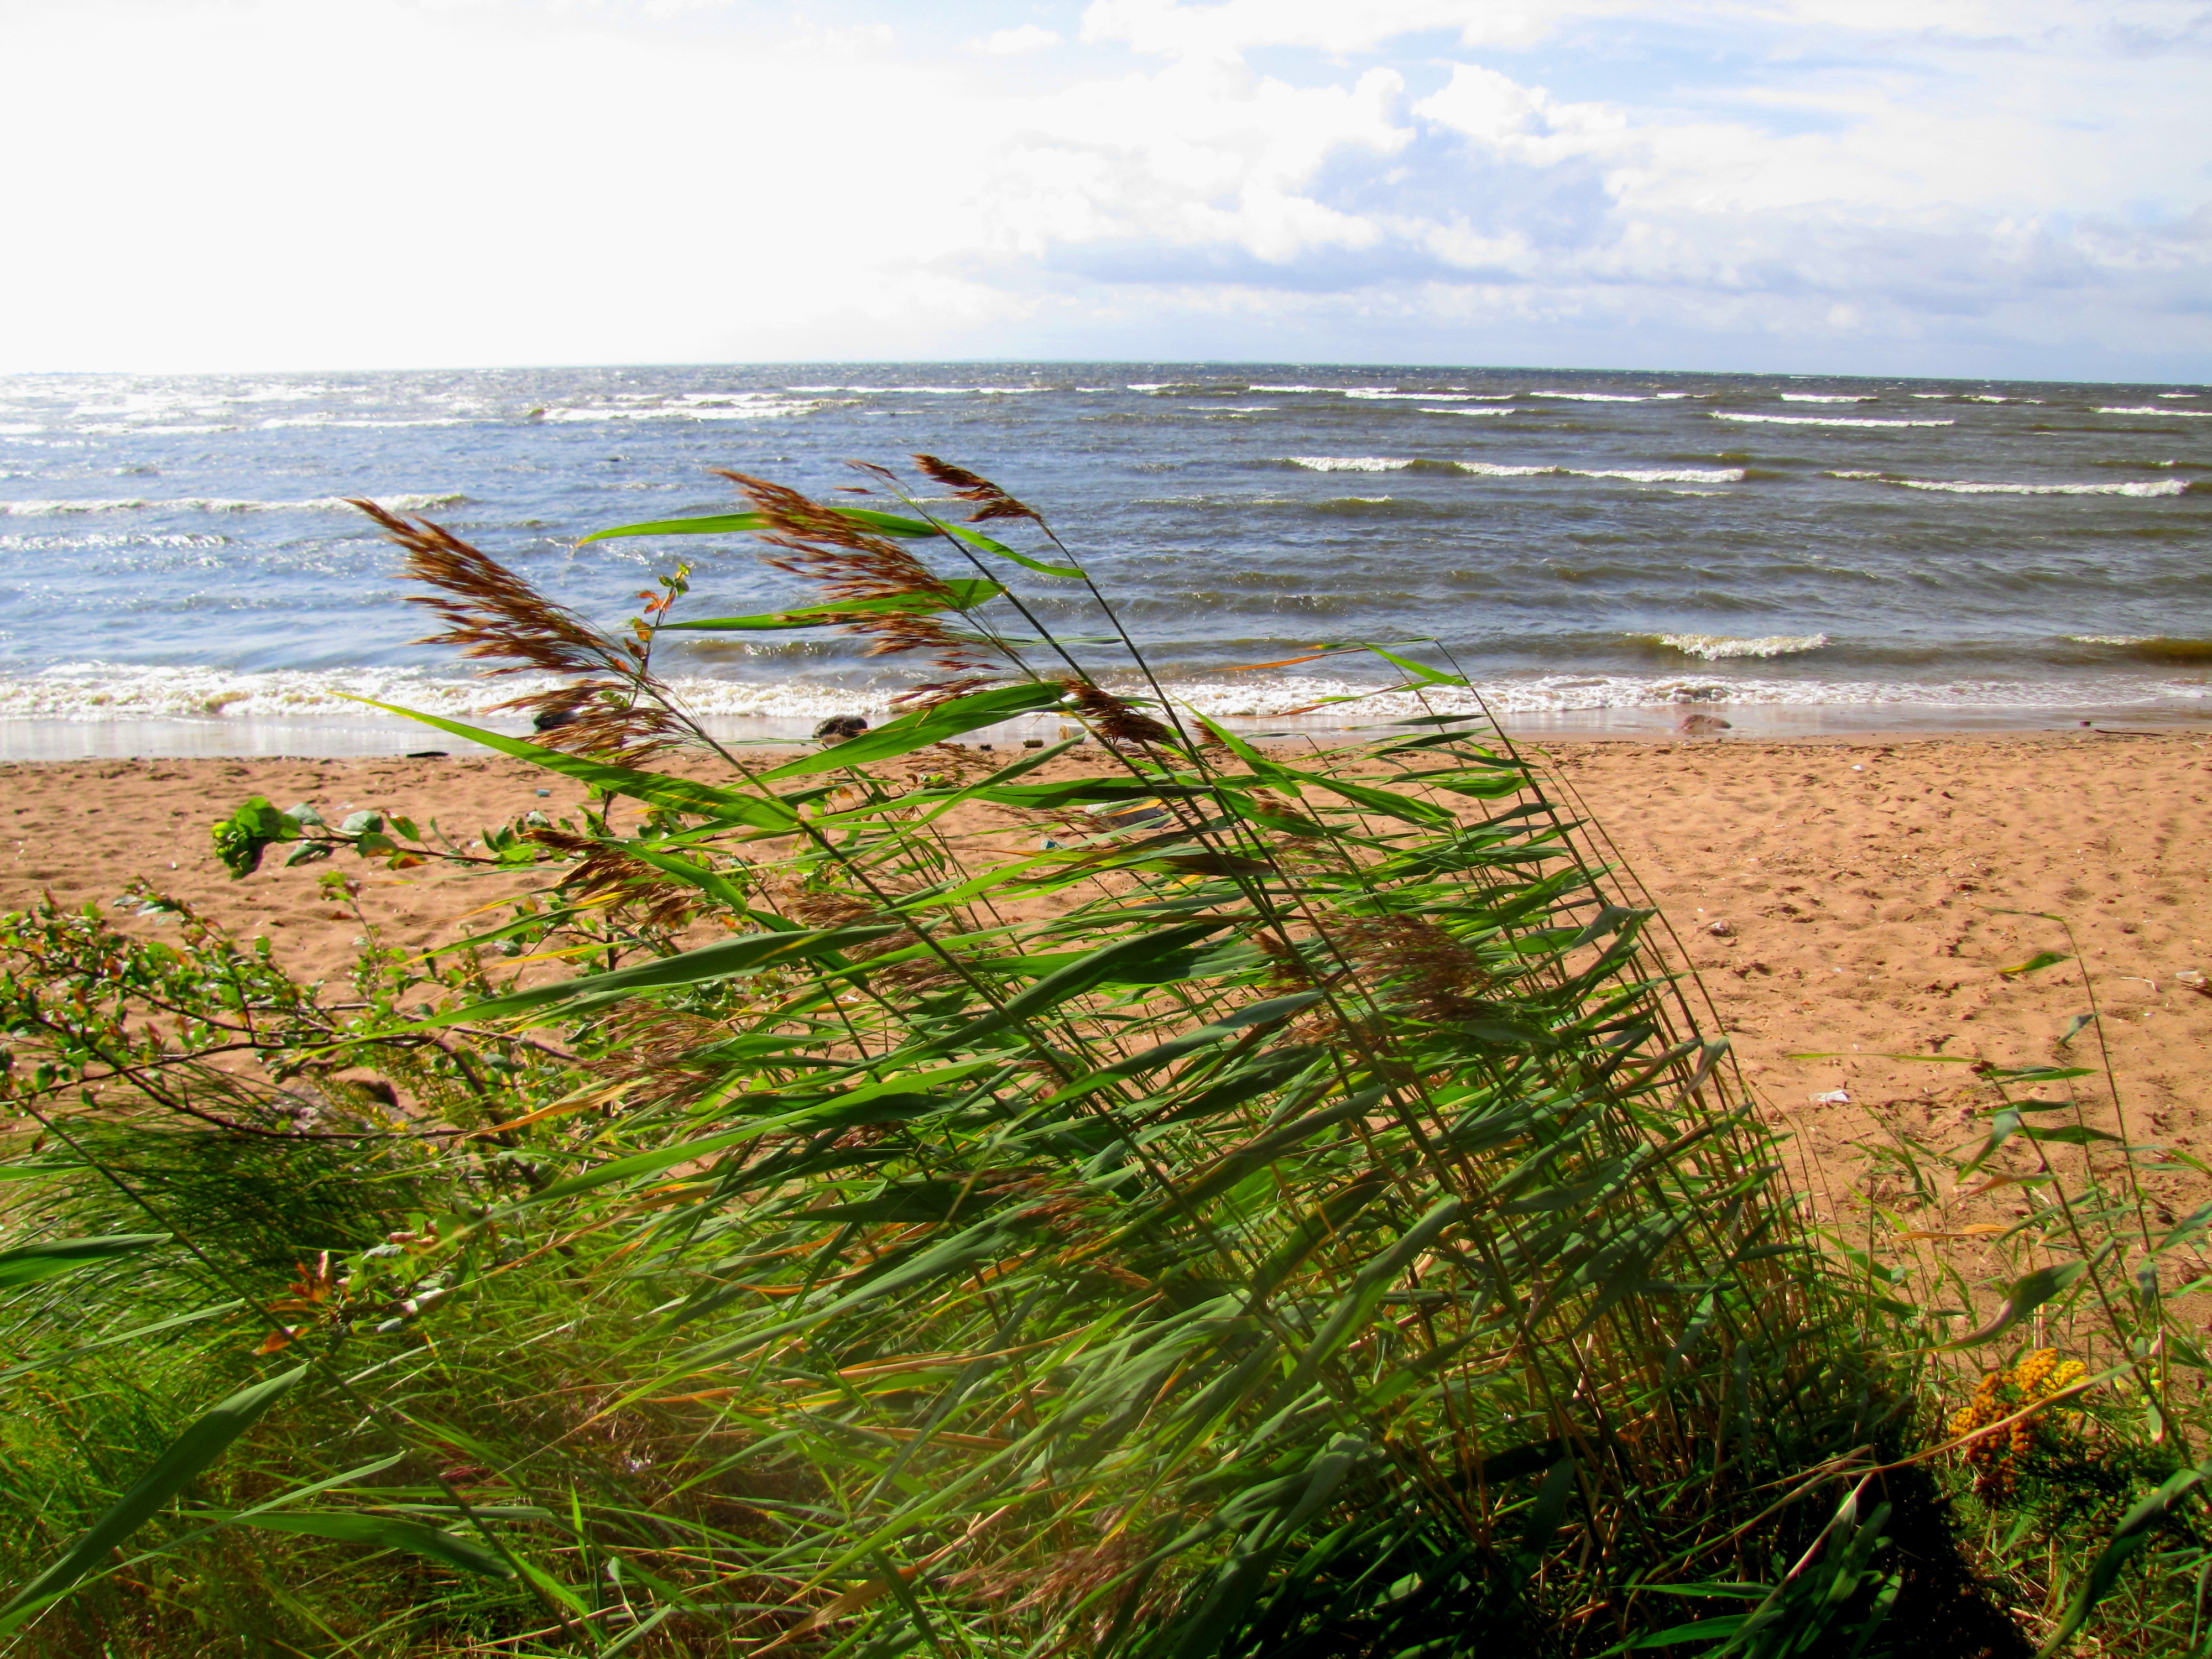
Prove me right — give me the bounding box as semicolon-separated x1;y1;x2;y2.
1;0;2204;377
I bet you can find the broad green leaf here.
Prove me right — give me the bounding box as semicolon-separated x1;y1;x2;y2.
212;796;301;878
753;681;1068;781
0;1365;306;1632
0;1233;168;1289
228;1510;514;1579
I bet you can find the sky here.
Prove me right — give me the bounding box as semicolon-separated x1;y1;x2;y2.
2;0;2206;379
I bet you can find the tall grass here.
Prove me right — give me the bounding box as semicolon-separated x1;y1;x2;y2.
0;458;2103;1656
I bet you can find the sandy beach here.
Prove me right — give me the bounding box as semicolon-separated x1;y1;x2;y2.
3;729;2204;1206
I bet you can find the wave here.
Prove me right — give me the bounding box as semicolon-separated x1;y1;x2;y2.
1651;633;1829;661
1246;384;1326;393
541;399;823;422
1832;473;2187;497
1285;457;1744;484
1426;407;1517;415
2161;393;2201;399
0;493;467;517
1713;413;1954;428
784;385;1039;395
1530;391;1648;401
2063;635;2212;664
2099;405;2212;418
1780;394;1875;403
1347;390;1468;400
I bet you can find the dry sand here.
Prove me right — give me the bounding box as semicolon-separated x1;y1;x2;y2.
2;731;2205;1218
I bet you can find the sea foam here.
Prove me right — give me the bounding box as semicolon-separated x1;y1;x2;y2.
1655;633;1829;661
2099;406;2212;418
1713;414;1953;428
1834;474;2187;498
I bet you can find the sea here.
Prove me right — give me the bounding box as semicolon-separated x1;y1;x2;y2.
0;363;2205;758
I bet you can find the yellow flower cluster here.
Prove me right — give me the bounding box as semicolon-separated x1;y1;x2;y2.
1947;1348;2088;1500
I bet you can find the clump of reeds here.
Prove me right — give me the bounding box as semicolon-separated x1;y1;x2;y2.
0;461;1931;1657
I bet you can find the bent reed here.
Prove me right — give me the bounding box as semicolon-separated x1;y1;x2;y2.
0;460;2198;1657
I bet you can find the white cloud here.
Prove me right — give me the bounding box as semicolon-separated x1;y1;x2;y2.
975;24;1061;53
0;0;2201;377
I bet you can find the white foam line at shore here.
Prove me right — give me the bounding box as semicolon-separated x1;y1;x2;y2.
3;662;2203;724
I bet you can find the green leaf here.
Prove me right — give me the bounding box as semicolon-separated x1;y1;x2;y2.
228;1510;514;1579
1342;641;1469;688
332;699;796;827
578;505;946;545
417;922;903;1027
2019;1124;2121;1146
752;681;1068;781
1999;951;2071;977
211;796;300;878
0;1233;168;1290
0;1365;307;1632
939;519;1084;578
661;577;1003;632
1941;1260;2089;1349
2037;1462;2209;1656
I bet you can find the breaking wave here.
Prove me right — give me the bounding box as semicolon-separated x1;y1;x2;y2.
1713;414;1953;428
2098;406;2212;418
1285;458;1743;484
1831;473;2188;497
1650;633;1830;661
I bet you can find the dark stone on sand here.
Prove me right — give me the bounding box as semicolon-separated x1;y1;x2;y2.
813;714;870;744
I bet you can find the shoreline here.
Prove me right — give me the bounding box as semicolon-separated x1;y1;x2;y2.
0;698;2205;761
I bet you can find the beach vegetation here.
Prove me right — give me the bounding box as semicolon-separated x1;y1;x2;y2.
0;460;2194;1656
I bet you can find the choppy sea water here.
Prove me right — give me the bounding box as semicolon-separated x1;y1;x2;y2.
0;363;2205;755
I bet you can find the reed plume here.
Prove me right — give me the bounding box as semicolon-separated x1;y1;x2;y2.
349;499;690;760
913;452;1042;525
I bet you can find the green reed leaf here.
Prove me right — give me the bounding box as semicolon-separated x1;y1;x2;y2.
661;578;1003;632
1998;951;2071;976
226;1511;514;1579
2037;1462;2209;1657
0;1232;168;1289
0;1366;307;1634
333;699;798;826
1940;1260;2089;1349
417;921;904;1027
753;681;1069;780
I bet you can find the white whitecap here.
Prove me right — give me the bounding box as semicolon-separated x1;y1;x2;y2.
1530;391;1648;402
1288;457;1413;472
1841;474;2186;498
1713;413;1953;428
1658;633;1829;660
2100;405;2212;417
1780;394;1875;403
